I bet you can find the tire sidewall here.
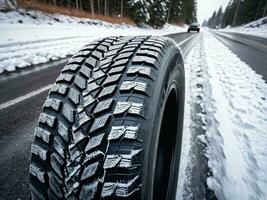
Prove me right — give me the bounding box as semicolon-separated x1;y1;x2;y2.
142;43;185;200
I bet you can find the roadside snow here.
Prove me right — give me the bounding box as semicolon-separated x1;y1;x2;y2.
177;34;214;199
221;17;267;38
177;31;267;199
204;31;267;199
0;9;186;74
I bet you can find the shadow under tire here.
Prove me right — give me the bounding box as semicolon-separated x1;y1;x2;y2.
29;36;185;200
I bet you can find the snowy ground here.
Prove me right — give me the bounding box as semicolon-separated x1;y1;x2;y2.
177;31;267;200
0;9;186;74
221;16;267;38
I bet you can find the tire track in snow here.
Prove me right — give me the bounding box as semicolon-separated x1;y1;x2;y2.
203;31;267;200
177;33;216;200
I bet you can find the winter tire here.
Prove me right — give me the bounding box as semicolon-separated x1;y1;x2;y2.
29;36;185;200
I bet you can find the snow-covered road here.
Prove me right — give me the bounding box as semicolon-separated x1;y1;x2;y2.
178;31;267;200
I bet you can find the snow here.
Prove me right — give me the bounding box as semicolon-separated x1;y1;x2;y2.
221;17;267;39
204;31;267;199
177;30;267;199
0;9;186;74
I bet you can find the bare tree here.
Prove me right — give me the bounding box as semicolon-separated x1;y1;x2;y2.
97;0;100;14
52;0;57;6
263;1;267;17
66;0;70;9
104;0;107;15
90;0;95;15
120;0;123;17
79;0;83;10
75;0;79;10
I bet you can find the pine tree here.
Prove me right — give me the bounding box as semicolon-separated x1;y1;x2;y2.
168;0;183;23
150;0;169;28
181;0;197;24
223;0;237;27
216;6;223;27
128;0;151;24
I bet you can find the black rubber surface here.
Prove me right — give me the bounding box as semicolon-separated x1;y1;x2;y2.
29;36;185;199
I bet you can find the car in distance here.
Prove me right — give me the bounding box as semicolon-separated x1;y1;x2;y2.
188;23;200;33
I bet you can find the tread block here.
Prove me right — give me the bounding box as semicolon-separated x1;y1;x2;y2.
115;52;133;61
132;56;157;67
58;120;70;142
65;165;81;184
80;65;92;77
103;155;121;169
74;111;91;131
73;50;91;58
98;45;108;52
79;180;99;200
85;57;98;67
90;114;110;132
51;153;64;179
92;69;106;80
104;49;119;57
127;66;153;79
108;126;139;140
92;50;102;59
74;75;86;90
56;73;74;83
113;101;144;116
62;64;80;72
48;171;64;198
103;74;121;86
98;85;116;99
69;88;80;105
81;162;99;181
62;103;74;123
43;98;61;111
31;143;49;161
120;81;148;94
83;94;95;108
85;133;105;152
68;57;85;64
39;113;56;128
50;84;68;95
112;59;128;67
108;66;126;75
84;150;105;165
69;131;87;151
83;82;100;95
104;149;142;169
54;136;65;159
93;98;113;114
120;47;136;54
34;127;51;144
100;57;113;66
30;161;46;183
109;44;124;51
140;46;163;54
136;49;161;59
101;176;139;197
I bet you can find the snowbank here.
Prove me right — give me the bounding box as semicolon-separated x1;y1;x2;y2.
221;17;267;38
0;9;186;74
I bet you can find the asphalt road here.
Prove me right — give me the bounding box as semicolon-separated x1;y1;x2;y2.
212;31;267;82
0;32;196;199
